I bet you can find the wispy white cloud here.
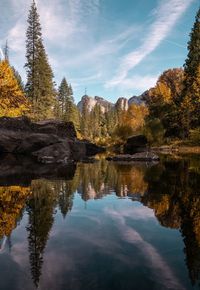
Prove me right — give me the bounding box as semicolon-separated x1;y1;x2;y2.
106;74;158;91
105;207;186;290
1;0;195;100
7;20;25;52
3;0;102;82
106;0;194;88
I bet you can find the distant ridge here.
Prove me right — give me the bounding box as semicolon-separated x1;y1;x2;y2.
77;93;146;113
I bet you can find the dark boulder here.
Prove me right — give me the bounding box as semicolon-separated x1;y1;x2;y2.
0;116;77;139
16;133;61;154
124;135;148;154
33;119;77;139
84;142;106;156
0;116;32;132
32;141;71;164
0;117;104;164
0;131;61;154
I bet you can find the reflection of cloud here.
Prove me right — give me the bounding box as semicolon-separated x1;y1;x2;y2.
105;74;158;91
105;205;155;221
106;208;186;290
11;239;29;268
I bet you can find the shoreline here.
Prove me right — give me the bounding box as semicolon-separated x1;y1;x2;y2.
152;145;200;154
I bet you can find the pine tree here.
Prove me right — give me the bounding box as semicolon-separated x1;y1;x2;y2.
182;8;200;134
58;77;68;116
3;40;9;61
81;101;90;138
58;78;80;130
63;83;75;122
25;0;55;120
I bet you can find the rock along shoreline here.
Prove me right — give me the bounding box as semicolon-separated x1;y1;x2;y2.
0;117;105;164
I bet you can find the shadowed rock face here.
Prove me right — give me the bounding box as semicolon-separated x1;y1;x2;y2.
0;117;105;164
124;135;148;154
0;117;77;139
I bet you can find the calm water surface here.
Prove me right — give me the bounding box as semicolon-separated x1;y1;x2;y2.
0;155;200;290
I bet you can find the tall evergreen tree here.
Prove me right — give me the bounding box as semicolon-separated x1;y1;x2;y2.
58;78;80;130
25;0;55;120
182;8;200;134
58;77;68;116
81;101;90;138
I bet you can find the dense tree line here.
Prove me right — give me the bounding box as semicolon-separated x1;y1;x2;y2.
145;8;200;143
0;2;199;144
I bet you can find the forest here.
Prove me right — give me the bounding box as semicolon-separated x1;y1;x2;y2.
0;1;199;147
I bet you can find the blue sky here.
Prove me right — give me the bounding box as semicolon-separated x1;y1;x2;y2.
0;0;199;103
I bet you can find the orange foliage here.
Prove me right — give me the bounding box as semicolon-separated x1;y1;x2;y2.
0;60;29;117
0;186;31;238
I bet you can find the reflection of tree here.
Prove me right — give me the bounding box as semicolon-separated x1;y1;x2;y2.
77;160;148;200
1;156;199;288
77;160;109;200
55;175;79;218
26;180;57;288
142;159;200;287
111;164;148;197
0;186;30;239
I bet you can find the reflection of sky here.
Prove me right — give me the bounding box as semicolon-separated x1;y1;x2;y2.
0;192;193;290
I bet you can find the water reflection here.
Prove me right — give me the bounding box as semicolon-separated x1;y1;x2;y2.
0;156;199;289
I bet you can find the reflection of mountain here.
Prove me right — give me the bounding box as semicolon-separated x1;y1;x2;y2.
77;161;148;200
76;158;200;287
0;156;200;288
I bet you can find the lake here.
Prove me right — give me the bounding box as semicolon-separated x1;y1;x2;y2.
0;155;200;290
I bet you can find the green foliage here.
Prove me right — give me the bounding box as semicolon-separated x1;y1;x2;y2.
113;124;135;140
27;179;57;287
189;128;200;145
25;0;55;120
57;78;80;131
181;8;200;135
144;118;165;146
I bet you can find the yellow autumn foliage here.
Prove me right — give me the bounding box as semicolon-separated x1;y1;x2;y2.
0;60;29;117
0;186;31;238
114;103;149;140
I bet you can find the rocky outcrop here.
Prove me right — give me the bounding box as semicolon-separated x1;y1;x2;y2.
0;116;77;138
0;117;105;164
124;135;148;154
106;152;159;162
77;95;113;113
128;94;145;106
115;98;128;111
